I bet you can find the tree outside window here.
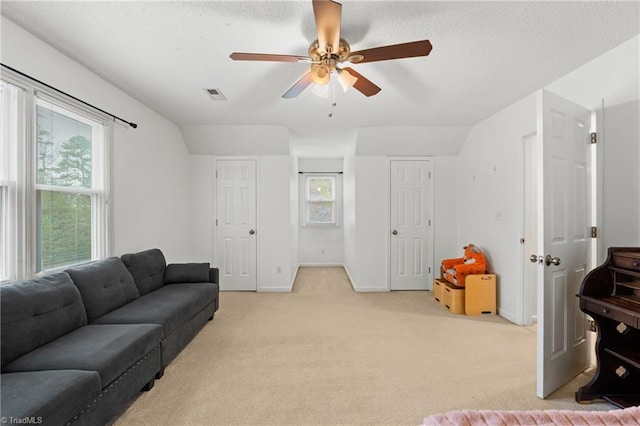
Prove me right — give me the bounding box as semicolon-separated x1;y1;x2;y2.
36;103;95;271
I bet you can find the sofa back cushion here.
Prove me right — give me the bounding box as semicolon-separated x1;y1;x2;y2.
66;257;140;322
164;263;210;284
1;272;87;368
121;248;167;295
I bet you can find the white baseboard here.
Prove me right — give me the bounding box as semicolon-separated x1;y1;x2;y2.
259;287;292;293
342;264;356;291
353;287;389;292
498;308;518;325
298;263;344;267
288;265;300;291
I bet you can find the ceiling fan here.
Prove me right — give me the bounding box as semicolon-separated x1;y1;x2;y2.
229;0;433;98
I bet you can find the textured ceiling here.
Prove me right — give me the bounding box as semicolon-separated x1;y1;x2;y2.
1;1;639;139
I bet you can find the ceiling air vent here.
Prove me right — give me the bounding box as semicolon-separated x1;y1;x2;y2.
205;88;227;101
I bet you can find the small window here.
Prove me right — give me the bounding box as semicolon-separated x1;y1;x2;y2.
302;174;341;227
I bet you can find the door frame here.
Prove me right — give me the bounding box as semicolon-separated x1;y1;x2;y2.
388;157;434;291
520;132;539;326
214;156;260;291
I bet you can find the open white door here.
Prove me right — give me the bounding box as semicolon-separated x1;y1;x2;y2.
536;90;591;398
216;159;257;291
390;160;433;291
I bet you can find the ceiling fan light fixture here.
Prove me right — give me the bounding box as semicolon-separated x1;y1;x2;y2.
311;63;331;85
337;69;358;92
229;1;433;99
311;82;329;98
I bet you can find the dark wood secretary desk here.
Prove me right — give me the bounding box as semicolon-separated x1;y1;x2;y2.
576;247;640;408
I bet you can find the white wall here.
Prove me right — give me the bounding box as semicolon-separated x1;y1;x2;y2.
546;35;639;112
342;152;357;288
181;125;289;155
433;157;460;273
289;153;300;285
189;155;294;291
1;16;195;263
356;127;469;156
258;156;294;291
546;34;640;262
349;157;390;291
601;100;640;249
297;158;344;265
454;35;640;325
456;94;538;324
344;155;459;292
190;155;215;263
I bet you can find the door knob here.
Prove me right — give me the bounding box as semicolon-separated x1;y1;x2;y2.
249;229;255;235
545;255;561;266
530;254;542;264
391;229;398;235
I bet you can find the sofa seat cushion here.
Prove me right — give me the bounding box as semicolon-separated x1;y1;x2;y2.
91;283;219;338
3;324;161;387
1;370;101;425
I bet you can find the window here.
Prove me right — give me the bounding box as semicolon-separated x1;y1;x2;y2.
302;174;341;227
0;179;8;282
0;74;111;281
35;100;105;271
0;81;18;282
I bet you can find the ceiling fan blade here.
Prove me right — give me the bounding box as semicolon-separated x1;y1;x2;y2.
349;40;433;63
230;52;313;63
312;0;342;55
341;67;381;97
282;71;314;99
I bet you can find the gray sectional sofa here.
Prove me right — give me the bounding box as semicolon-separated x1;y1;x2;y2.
1;249;219;426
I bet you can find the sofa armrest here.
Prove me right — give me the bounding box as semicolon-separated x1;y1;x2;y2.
209;267;219;284
164;263;210;284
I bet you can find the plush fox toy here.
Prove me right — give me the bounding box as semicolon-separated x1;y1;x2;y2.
441;244;487;287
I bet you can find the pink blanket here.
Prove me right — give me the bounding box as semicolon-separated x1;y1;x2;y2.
423;406;640;426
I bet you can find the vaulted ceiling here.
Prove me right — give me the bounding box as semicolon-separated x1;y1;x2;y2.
2;1;638;143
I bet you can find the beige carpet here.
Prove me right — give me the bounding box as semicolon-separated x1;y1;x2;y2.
115;267;611;426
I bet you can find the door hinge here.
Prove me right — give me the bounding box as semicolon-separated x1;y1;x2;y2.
429;267;432;274
428;219;431;226
216;219;218;226
590;132;597;144
591;226;597;238
428;171;432;179
215;171;218;178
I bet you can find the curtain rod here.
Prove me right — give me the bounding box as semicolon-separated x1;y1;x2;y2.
1;63;137;129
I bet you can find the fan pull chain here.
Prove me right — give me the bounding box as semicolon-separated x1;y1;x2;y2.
328;76;337;118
